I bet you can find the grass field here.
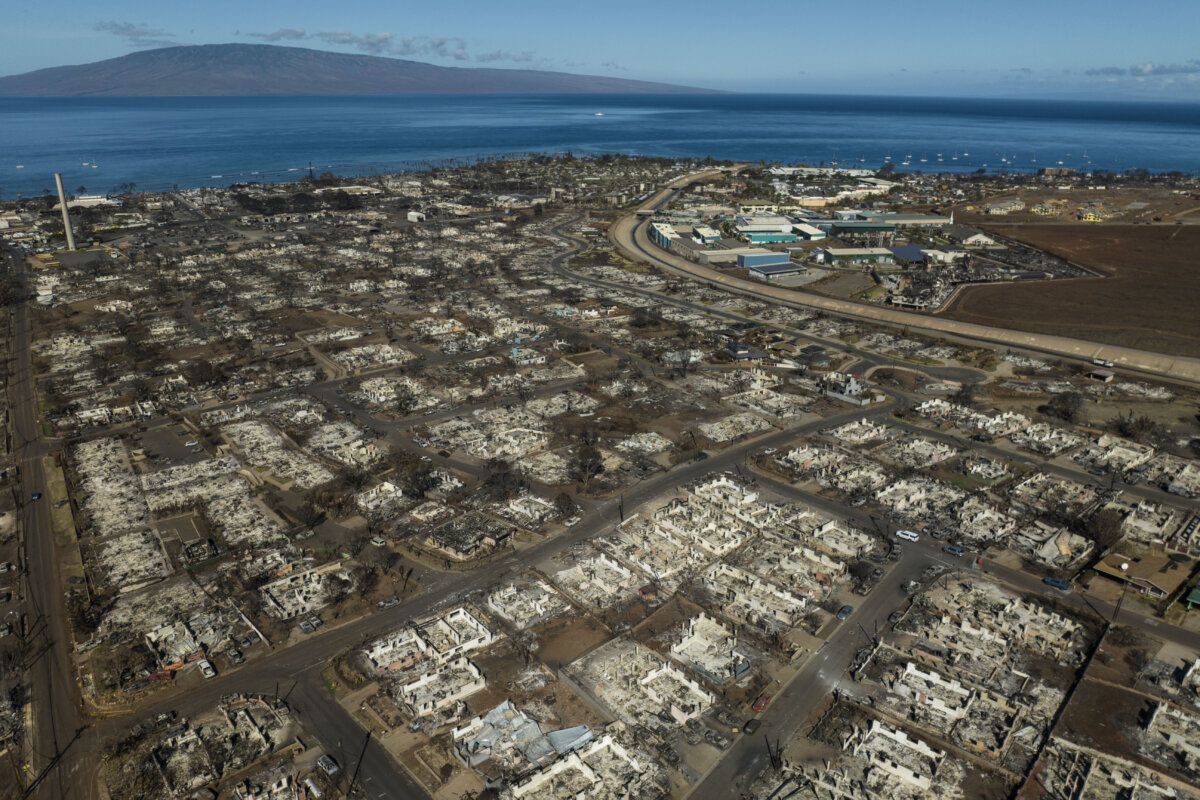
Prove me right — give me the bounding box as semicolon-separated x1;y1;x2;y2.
941;224;1200;357
42;455;84;580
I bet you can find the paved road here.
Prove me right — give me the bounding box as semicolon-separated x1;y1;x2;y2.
611;177;1200;388
286;679;428;800
3;243;88;800
693;538;929;800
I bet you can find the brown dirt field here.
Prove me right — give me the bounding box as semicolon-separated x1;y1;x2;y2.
807;271;877;300
273;308;362;336
531;615;612;670
940;224;1200;357
1055;679;1152;762
868;368;923;391
1089;624;1162;686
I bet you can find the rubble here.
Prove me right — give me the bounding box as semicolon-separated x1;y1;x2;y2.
566;637;714;729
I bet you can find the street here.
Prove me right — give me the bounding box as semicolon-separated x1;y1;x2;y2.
3;242;88;800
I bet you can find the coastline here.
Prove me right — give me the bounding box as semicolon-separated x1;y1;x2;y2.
2;93;1198;197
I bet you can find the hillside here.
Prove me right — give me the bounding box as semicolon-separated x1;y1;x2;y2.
0;44;717;96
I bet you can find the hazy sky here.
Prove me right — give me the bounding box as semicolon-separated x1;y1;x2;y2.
2;0;1198;99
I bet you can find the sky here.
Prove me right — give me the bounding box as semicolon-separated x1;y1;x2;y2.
1;0;1198;100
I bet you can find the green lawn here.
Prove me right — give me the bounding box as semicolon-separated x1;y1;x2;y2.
42;455;85;579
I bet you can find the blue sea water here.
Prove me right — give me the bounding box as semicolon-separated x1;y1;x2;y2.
1;93;1199;197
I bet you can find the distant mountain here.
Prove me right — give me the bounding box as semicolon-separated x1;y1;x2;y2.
0;44;718;96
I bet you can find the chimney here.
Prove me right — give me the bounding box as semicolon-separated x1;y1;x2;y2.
54;172;76;251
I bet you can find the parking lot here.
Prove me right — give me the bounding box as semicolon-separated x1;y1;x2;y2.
137;423;207;465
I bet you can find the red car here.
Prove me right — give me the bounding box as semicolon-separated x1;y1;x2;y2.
753;694;772;712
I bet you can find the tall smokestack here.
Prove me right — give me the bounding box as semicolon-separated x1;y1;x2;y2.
53;172;76;251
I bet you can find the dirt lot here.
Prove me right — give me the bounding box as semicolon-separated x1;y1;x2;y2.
806;270;877;300
467;640;608;731
1054;678;1179;778
941;224;1200;357
532;614;612;669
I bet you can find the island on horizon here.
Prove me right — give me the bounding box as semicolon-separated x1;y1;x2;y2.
0;43;722;96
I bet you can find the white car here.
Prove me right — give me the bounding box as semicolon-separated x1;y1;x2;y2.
198;659;216;679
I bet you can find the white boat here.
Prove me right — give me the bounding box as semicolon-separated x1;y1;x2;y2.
15;164;23;169
594;112;604;116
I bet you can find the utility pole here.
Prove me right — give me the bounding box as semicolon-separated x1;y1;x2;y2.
1112;562;1130;626
347;730;372;797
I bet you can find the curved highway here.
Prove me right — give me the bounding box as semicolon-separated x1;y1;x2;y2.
546;216;987;387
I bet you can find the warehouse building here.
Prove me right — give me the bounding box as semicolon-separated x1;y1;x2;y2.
695;243;773;265
740;228;798;244
734;214;800;244
649;222;680;248
792;223;827;240
828;221;896;246
857;212;951;228
816;247;895;266
748;263;806;282
737;251;791;269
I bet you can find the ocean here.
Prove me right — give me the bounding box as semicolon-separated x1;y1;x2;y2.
1;93;1199;196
